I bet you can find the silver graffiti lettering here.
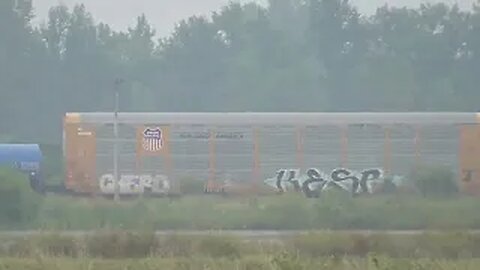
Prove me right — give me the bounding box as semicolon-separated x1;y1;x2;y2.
99;174;170;195
264;168;394;198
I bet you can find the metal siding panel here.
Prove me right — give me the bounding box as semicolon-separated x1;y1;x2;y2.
76;112;478;126
96;154;137;175
169;125;210;180
84;113;469;193
303;125;343;172
419;125;459;174
95;123;137;178
139;155;167;174
258;126;297;181
215;126;253;183
347;124;385;171
390;125;417;176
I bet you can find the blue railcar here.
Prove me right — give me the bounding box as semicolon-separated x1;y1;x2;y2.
0;144;44;192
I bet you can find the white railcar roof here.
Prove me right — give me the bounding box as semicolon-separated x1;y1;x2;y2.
65;112;480;125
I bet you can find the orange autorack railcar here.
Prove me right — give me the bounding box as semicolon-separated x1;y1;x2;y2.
63;112;480;197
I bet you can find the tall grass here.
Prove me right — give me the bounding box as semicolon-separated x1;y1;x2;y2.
3;230;480;259
30;193;480;230
2;231;480;270
2;257;480;270
0;167;42;228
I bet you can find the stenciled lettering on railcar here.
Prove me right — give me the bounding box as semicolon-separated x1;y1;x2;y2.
14;161;40;171
178;131;244;140
215;132;244;139
179;131;210;139
264;168;406;198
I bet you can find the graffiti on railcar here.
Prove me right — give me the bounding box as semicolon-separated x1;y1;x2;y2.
99;174;170;195
264;168;405;197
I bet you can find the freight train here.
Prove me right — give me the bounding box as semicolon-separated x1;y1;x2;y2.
62;112;480;197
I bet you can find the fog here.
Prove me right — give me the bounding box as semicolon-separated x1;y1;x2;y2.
1;2;480;268
32;0;473;37
1;0;478;142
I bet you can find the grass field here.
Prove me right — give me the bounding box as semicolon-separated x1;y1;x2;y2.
1;231;480;269
1;257;480;270
25;192;480;231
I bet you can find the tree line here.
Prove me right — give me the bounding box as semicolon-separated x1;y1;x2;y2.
1;0;480;143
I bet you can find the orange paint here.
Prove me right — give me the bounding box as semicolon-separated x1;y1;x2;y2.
163;138;174;192
252;127;261;193
341;125;348;167
384;126;392;175
135;125;142;175
295;126;305;171
77;126;97;194
208;128;217;190
64;121;97;194
414;126;421;167
63;114;83;192
459;124;480;195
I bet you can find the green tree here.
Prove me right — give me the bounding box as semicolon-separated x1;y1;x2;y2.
308;0;369;111
2;0;480;144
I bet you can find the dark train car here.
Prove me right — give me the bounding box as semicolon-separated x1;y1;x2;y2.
62;112;480;196
0;144;44;192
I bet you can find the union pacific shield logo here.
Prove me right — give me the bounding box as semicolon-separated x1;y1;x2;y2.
142;127;163;152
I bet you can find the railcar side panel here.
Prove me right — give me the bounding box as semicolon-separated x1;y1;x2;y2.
62;113;480;196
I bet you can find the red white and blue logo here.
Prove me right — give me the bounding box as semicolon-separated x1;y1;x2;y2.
142;127;163;152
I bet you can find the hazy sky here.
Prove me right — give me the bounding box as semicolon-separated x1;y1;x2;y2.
32;0;473;37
